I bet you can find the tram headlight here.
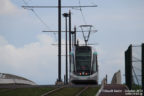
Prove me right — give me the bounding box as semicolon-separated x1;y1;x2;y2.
85;73;88;75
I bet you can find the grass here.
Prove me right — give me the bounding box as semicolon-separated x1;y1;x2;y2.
49;88;84;96
132;84;142;90
80;87;100;96
0;87;54;96
49;87;100;96
0;86;100;96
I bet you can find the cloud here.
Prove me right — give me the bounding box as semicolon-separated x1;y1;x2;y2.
0;34;59;84
0;34;126;85
0;36;8;46
0;0;23;15
96;45;125;84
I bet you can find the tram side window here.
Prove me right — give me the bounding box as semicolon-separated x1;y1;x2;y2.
93;54;97;72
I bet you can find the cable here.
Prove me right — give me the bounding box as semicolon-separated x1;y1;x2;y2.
22;0;50;29
22;0;28;5
31;9;51;30
132;56;141;61
78;0;98;33
22;0;57;41
79;0;87;25
133;66;141;71
132;66;140;86
22;0;32;5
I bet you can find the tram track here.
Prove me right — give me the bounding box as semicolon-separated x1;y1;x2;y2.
0;85;100;96
41;85;66;96
75;86;89;96
41;86;84;96
41;85;96;96
0;84;99;89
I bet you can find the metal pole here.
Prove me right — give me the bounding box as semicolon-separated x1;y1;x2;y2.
66;17;68;84
72;32;74;48
69;10;71;72
63;13;69;84
125;50;127;88
74;26;76;46
130;45;132;90
125;45;132;89
142;43;144;93
58;0;62;82
129;45;132;89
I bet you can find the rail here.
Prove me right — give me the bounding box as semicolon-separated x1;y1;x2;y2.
41;85;91;96
75;86;89;96
41;86;66;96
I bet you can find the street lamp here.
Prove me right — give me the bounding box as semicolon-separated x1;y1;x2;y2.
63;13;69;84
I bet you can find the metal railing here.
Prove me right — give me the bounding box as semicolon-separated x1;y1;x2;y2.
125;44;144;92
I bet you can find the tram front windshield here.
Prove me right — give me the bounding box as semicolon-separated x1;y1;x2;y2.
76;47;91;72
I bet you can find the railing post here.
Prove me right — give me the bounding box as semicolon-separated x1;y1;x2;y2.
142;43;144;93
125;45;132;89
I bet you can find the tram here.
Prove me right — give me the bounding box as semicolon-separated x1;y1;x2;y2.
70;45;98;84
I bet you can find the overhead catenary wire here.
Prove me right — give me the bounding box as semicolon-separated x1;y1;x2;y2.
22;0;57;41
23;0;32;4
22;0;50;29
22;5;97;9
76;0;98;45
79;0;87;25
21;0;98;41
30;9;51;30
22;0;28;5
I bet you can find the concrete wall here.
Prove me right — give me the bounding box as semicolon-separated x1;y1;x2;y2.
111;70;121;84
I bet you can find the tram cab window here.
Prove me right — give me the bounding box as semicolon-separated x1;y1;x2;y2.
75;49;91;72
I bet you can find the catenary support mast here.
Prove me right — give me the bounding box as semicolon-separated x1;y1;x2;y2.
58;0;62;82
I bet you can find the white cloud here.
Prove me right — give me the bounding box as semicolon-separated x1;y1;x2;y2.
0;34;59;84
0;34;126;84
0;36;8;46
98;47;125;84
0;0;23;15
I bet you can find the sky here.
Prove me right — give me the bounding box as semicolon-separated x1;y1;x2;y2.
0;0;144;85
